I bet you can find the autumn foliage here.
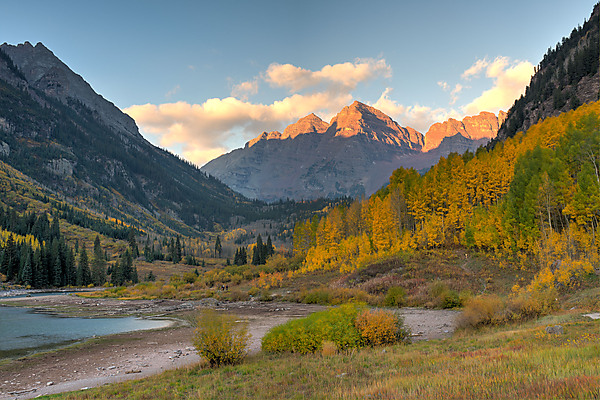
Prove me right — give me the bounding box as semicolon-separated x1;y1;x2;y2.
293;101;600;296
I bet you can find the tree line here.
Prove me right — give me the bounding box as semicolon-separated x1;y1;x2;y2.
294;101;600;292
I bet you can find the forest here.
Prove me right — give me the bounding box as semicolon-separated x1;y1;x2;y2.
293;101;600;295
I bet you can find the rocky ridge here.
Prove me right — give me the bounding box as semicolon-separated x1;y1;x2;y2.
0;41;252;233
423;111;507;152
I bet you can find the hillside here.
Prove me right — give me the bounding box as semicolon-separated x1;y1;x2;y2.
202;102;504;201
0;42;255;235
496;2;599;142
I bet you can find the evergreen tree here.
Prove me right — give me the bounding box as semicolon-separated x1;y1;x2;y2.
53;254;62;287
65;247;76;286
127;229;139;258
3;235;18;280
266;235;274;257
20;252;32;286
91;235;106;286
252;235;266;265
169;238;176;262
174;236;182;263
50;216;60;240
132;266;139;284
145;270;156;282
33;248;45;287
214;235;222;258
76;248;91;286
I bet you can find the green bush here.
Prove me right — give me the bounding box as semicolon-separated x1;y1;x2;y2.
262;303;364;354
262;303;409;354
193;309;249;367
383;286;406;307
429;281;461;309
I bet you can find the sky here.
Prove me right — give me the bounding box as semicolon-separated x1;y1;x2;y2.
2;0;597;166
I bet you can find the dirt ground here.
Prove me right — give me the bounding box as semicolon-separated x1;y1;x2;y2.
0;295;459;399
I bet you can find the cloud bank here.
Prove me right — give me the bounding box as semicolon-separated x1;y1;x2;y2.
125;59;389;166
125;56;533;166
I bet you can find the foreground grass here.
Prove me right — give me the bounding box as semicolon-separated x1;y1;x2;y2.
44;313;600;400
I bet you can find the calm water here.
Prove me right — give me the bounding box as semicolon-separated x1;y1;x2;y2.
0;306;171;359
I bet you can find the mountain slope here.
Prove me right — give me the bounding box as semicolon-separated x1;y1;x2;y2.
202;102;504;201
495;2;599;142
0;42;254;234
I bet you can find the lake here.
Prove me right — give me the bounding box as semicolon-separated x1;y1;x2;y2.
0;305;172;359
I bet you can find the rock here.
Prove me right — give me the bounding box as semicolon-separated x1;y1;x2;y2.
46;381;54;386
545;325;564;335
0;141;9;157
583;313;600;320
46;158;74;177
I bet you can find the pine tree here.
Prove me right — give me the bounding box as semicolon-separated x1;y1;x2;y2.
91;235;106;286
4;235;18;281
21;252;32;286
77;248;91;286
128;229;139;258
53;254;62;287
33;248;45;287
266;235;274;257
214;236;222;258
175;236;182;263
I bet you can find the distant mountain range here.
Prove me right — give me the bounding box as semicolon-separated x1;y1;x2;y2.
202;101;505;201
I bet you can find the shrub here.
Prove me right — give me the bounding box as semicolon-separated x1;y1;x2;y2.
321;340;338;356
262;304;409;354
298;287;378;306
383;286;406;307
458;295;504;328
193;309;249;367
429;281;461;309
262;303;364;354
355;308;409;346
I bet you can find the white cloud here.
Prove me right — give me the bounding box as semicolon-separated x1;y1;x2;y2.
231;79;258;100
371;88;460;132
437;81;450;91
265;58;391;93
461;57;533;115
125;91;353;166
462;59;490;80
126;59;389;166
165;85;180;99
450;84;463;105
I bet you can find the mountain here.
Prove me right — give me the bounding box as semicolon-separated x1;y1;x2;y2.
423;111;507;152
202;102;504;201
495;3;599;142
0;42;255;234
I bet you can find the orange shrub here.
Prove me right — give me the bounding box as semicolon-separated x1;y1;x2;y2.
355;308;409;346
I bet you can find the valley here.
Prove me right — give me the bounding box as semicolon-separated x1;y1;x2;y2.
0;1;599;399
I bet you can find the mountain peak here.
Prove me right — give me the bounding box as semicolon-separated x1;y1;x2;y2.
282;113;328;139
1;41;141;140
327;101;424;149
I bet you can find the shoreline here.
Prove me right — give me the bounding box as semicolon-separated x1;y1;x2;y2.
0;295;458;399
0;296;327;399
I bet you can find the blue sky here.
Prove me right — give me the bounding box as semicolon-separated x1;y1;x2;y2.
2;0;597;165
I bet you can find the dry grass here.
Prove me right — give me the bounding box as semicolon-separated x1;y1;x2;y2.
44;315;600;399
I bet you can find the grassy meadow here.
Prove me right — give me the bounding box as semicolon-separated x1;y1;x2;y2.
41;311;600;400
